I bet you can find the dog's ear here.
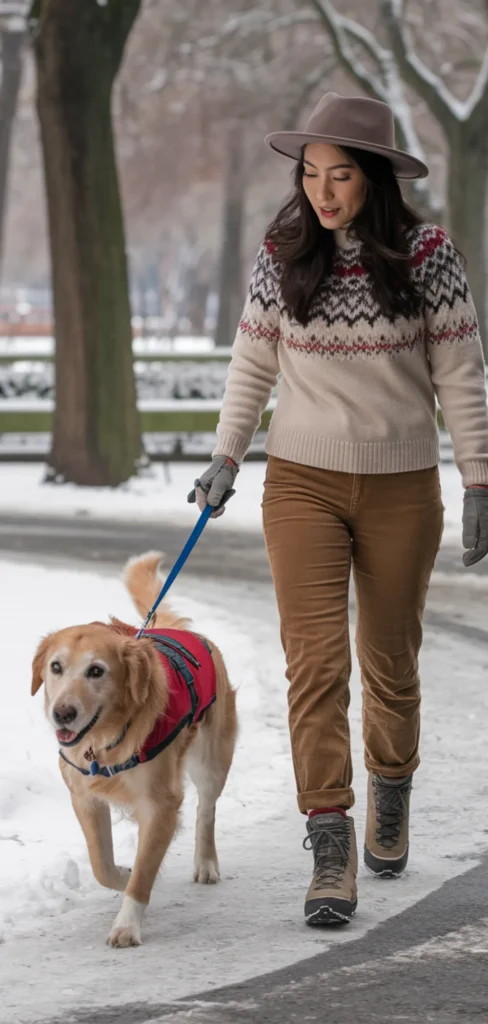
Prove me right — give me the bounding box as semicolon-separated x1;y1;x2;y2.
123;639;153;707
31;636;52;696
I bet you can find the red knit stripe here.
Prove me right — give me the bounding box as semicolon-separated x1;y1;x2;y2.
411;225;447;266
335;263;366;278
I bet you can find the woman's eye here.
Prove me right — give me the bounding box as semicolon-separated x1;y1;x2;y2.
303;172;317;178
50;661;62;675
334;176;351;182
87;665;105;680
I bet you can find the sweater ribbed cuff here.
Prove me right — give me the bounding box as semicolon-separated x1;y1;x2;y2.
460;459;488;488
212;431;251;466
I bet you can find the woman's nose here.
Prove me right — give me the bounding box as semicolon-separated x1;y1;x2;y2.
317;177;334;202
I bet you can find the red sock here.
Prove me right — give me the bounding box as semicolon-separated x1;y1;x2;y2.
308;807;348;819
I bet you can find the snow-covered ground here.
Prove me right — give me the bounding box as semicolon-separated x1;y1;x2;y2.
0;456;484;1021
0;458;466;542
1;539;488;1021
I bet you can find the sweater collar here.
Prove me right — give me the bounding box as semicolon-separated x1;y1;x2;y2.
334;226;361;253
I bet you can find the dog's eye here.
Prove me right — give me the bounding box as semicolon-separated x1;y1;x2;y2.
50;661;62;675
87;664;105;680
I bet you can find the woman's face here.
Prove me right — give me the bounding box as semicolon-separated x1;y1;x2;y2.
302;143;366;230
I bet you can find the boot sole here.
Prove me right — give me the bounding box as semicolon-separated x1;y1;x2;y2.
305;898;357;926
364;844;408;878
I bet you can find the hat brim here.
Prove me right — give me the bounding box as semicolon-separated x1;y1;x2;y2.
264;131;428;180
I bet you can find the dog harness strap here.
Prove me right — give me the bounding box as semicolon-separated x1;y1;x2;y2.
143;631;202;668
149;640;199;720
140;629;215;728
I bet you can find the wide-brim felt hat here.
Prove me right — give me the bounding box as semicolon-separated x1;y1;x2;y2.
265;92;428;180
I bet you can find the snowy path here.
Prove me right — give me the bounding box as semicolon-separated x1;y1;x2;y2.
1;559;488;1023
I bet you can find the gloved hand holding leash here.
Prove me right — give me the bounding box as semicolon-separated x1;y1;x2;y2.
187;455;239;519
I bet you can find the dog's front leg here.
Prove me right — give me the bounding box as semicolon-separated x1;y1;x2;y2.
71;793;130;892
107;796;179;948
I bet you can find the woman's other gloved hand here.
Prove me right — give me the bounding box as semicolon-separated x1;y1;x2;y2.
462;485;488;566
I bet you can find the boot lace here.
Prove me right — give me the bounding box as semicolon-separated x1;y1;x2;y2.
303;818;350;890
373;776;412;850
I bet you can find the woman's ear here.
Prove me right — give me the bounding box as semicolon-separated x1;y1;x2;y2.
123;639;153;707
31;636;52;696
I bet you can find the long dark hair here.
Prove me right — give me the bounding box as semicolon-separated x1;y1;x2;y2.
265;146;423;324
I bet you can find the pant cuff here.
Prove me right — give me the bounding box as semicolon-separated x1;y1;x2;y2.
297;787;355;815
364;755;420;778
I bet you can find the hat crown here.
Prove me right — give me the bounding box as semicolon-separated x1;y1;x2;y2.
306;92;396;151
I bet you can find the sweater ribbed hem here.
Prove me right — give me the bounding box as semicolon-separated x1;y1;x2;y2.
264;426;440;475
214;426;488;483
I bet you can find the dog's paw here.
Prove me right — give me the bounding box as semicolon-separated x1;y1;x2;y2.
107;925;141;949
107;895;145;948
194;859;220;884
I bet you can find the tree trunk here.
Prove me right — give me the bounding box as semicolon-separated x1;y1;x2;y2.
34;0;142;486
0;29;25;278
187;279;210;335
446;127;487;358
214;121;246;347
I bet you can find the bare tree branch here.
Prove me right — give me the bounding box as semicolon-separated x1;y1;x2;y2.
310;0;388;102
309;0;438;211
464;46;488;128
382;0;488;127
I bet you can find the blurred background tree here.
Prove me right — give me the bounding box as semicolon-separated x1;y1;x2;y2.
0;2;28;278
29;0;143;486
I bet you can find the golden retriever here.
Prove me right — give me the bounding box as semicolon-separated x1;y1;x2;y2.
31;551;237;948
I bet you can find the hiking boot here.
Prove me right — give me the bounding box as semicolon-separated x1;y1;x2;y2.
364;773;413;877
303;812;357;925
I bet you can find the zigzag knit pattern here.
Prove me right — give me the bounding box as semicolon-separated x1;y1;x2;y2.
238;225;478;361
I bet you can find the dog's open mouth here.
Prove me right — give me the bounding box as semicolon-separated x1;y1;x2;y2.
56;728;78;744
55;707;103;747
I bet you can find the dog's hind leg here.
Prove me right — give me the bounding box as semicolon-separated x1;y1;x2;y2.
71;793;130;892
186;722;236;885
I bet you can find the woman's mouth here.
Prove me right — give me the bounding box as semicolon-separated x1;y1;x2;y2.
319;207;340;219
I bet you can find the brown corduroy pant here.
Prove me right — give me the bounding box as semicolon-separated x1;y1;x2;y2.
262;456;444;814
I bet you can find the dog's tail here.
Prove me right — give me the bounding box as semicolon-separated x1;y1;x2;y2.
123;551;192;631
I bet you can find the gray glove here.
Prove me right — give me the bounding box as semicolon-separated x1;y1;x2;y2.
187;456;239;519
462;486;488;566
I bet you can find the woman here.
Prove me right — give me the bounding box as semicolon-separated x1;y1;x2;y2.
187;93;488;926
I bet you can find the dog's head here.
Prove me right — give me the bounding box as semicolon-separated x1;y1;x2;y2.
31;622;156;747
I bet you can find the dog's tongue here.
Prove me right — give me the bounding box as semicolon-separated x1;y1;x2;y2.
56;728;77;743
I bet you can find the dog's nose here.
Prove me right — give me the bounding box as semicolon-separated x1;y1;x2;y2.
53;704;78;726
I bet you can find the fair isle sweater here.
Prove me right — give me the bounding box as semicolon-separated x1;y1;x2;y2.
213;224;488;487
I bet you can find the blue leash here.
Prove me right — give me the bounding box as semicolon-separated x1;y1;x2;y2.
135;504;213;638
